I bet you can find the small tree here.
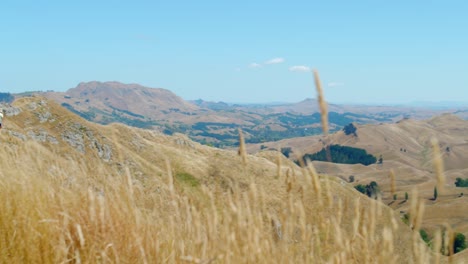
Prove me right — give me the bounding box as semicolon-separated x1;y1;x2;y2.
405;192;409;201
355;184;366;194
366;181;380;199
454;233;467;253
280;147;292;158
343;123;357;136
378;155;383;164
402;213;410;225
434;187;438;201
393;194;397;201
349;175;355;183
420;229;430;244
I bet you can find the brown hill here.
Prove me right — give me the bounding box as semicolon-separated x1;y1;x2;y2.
45;81;200;122
0;97;444;263
249;114;468;249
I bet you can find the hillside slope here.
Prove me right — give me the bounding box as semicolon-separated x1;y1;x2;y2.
0;97;444;263
249;114;468;250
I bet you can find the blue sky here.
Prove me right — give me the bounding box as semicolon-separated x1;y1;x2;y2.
1;1;467;104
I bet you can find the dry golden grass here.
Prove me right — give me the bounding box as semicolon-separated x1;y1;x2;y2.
0;137;438;263
0;95;457;263
313;70;328;136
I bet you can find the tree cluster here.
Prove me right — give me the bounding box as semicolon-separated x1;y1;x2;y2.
354;181;380;199
302;145;377;166
441;232;467;255
455;178;468;187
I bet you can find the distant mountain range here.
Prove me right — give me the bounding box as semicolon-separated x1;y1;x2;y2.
7;81;464;147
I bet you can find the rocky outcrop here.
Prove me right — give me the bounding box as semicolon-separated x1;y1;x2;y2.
61;129;85;153
0;103;21;117
7;130;26;141
59;122;112;161
27;100;55;123
86;130;112;162
27;129;59;144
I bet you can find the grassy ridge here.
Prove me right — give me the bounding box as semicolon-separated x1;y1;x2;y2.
0;130;439;263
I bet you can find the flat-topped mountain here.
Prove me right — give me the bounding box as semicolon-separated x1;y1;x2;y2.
45;81;199;122
69;81;197;111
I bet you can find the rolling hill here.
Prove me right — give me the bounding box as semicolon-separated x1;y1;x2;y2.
248;114;468;250
0;96;447;263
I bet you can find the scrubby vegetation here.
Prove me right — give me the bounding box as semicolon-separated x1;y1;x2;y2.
301;144;377;166
455;177;468;187
343;123;357;136
175;172;200;187
354;181;381;199
280;147;293;158
420;229;430;244
454;233;467;254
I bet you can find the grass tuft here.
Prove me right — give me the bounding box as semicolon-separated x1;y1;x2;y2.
175;172;200;187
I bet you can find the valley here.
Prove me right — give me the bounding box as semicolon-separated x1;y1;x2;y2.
11;82;466;148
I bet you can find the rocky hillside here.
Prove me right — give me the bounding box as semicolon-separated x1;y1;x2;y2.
0;97;442;263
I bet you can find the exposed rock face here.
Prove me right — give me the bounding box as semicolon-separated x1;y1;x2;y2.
58;123;112;161
173;133;195;148
27;100;55;123
96;143;112;162
86;130;112;162
8;130;26;141
27;129;59;144
62;130;85;153
0;103;21;117
38;111;53;123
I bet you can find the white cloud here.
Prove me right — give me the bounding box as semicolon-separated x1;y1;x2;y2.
289;65;311;72
328;82;345;87
248;62;262;68
264;57;285;64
